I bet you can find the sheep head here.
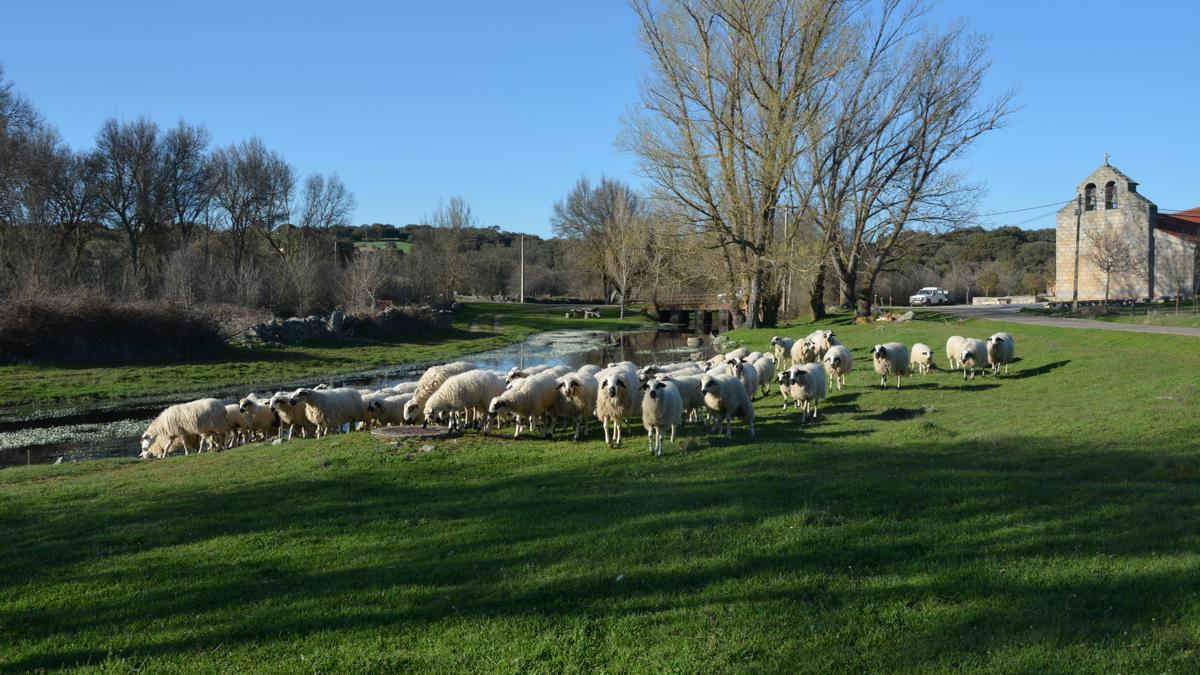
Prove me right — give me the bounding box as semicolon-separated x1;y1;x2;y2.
872;345;887;360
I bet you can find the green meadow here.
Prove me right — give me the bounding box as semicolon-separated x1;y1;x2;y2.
3;313;1199;671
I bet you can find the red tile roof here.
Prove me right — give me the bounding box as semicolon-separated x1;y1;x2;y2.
1157;207;1200;243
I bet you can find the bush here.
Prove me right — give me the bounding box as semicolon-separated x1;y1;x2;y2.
0;293;227;362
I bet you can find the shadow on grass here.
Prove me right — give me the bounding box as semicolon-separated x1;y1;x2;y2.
5;431;1200;670
1009;359;1070;379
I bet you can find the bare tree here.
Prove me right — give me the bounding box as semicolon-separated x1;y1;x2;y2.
93;117;166;291
603;192;651;318
625;0;850;327
418;196;475;302
551;176;634;300
1085;228;1140;306
341;250;390;313
208;138;294;287
161;120;211;245
298;173;357;229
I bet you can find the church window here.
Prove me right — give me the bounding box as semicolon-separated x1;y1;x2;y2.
1084;183;1096;211
1104;181;1117;209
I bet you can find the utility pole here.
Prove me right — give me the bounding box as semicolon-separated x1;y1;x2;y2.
519;234;525;303
1072;194;1082;312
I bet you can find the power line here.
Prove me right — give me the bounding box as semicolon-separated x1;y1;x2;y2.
974;200;1072;218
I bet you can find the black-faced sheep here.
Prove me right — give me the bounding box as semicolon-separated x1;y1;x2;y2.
871;343;911;390
987;332;1015;375
787;364;827;423
555;373;599;441
821;345;853;391
487;371;560;438
958;338;988;380
641;378;682;456
595;363;640;447
700;373;755;438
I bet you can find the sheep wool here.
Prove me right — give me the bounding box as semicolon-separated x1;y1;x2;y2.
787;364;827;422
987;332;1015;375
790;339;819;365
821;345;853;391
959;338;988;380
945;335;967;370
406;361;478;424
424;369;506;431
910;343;935;375
700;373;755;438
141;398;230;458
641;379;683;456
752;354;777;397
555;373;599;441
291;387;364;437
594;363;640;447
872;343;911;390
488;371;560;438
770;336;796;367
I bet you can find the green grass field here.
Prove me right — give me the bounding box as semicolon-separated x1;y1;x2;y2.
4;315;1199;671
0;303;649;413
1022;302;1200;328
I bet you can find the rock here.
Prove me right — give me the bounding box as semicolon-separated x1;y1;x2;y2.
272;438;283;446
419;444;435;453
329;309;347;333
853;316;872;325
897;311;914;322
686;337;703;348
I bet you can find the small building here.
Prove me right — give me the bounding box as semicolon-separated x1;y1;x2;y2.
1055;162;1198;301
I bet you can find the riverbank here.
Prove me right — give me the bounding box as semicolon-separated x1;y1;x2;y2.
4;315;1199;670
0;303;652;417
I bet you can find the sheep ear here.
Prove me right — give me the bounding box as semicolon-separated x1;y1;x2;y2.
639;382;649;391
617;380;626;388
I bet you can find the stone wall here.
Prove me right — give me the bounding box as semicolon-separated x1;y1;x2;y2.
1154;230;1196;297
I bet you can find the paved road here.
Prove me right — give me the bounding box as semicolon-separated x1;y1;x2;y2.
926;303;1200;337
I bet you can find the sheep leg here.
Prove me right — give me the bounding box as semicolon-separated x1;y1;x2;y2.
614;419;622;447
655;427;663;456
647;428;654;454
896;375;902;390
669;424;676;443
747;415;755;437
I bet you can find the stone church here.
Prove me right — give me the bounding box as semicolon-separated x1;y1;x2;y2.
1055;162;1199;301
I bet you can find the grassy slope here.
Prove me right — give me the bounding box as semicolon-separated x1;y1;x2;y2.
3;315;1200;671
0;303;650;413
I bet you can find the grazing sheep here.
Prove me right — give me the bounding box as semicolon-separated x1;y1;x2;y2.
594;363;640;447
752;354;777;397
367;393;413;427
790;338;819;365
268;392;315;440
871;343;911;390
424;369;506;431
505;363;551;385
945;335;967;370
959;338;988;380
821;345;854;391
555;372;599;441
291;387;364;437
405;361;477;424
487;371;560;438
360;390;395;428
729;359;760;400
223;404;250;447
910;343;935;375
237;394;278;441
385;381;419;395
807;330;842;358
987;332;1015;375
771;336;796;366
641;379;683;456
700;373;755;438
140;398;230;458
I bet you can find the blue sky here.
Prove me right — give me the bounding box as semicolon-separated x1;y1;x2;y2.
4;1;1198;236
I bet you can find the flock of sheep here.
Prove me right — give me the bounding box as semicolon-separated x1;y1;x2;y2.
138;328;1017;459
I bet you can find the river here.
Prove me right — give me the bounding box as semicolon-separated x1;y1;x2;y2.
0;327;717;467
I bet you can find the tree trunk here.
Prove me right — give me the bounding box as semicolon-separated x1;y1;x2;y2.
808;262;827;320
759;286;782;327
744;270;761;328
836;266;857;310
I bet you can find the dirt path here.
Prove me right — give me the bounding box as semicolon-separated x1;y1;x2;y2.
931;304;1200;337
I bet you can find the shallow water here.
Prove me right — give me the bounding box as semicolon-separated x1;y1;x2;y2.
0;328;715;467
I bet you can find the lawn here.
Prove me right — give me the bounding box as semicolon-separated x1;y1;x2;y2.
1021;302;1200;328
354;240;413;253
0;303;650;414
3;315;1199;671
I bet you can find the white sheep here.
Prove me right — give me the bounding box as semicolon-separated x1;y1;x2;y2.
424;369;506;431
505;363;551;385
656;373;706;423
224;404;250;447
367;393;413;427
291;387;364;437
821;345;853;391
987;332;1015;375
385;381;419;395
268;391;315;440
140;398;230;458
788;363;828;422
487;371;560;438
700;373;755;438
729;358;760;401
595;363;640;447
237;394;277;441
871;343;911;390
555;372;599;441
641;378;683;456
945;335;967;370
770;336;796;366
405;361;477;424
910;343;935;375
806;330;842;358
724;347;749;362
777;370;792;407
790;338;819;365
959;338;988;380
752;354;777;398
576;364;602;378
